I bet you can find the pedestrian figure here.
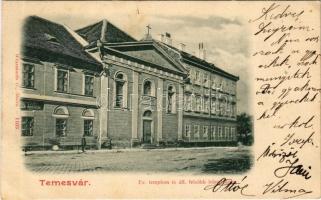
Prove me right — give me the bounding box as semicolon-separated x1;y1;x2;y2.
81;136;86;152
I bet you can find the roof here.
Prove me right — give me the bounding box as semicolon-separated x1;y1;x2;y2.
158;42;239;81
22;16;102;69
76;19;137;44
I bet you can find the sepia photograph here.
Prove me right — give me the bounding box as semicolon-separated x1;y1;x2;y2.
20;9;253;174
1;1;320;199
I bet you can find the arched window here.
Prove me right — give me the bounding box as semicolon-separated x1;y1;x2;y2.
143;79;155;96
82;109;94;119
82;109;94;136
143;81;151;95
143;110;152;118
167;85;176;113
114;72;127;108
53;106;69;117
52;106;69;137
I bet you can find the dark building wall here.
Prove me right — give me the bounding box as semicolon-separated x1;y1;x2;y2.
106;63;133;148
21;103;99;148
21;55;101;149
21;59;100;103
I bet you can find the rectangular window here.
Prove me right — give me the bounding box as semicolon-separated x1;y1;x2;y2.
184;94;192;111
23;63;35;88
216;100;220;113
196;96;202;112
56;118;67;137
57;69;69;93
21;117;34;136
84;75;94;96
211;99;216;114
195;71;200;85
211;75;216;89
204;97;209;113
203;126;208;138
225;127;230;140
203;74;208;87
211;125;216;140
218;126;223;139
231;127;236;140
185;124;191;137
84;120;93;136
194;125;200;138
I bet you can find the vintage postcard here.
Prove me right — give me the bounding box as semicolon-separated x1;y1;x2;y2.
1;1;320;199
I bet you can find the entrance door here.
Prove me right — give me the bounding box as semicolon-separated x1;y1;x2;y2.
143;120;152;143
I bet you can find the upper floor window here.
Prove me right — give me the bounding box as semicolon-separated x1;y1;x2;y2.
184;94;192;111
23;63;35;88
167;85;176;113
114;72;127;108
204;97;210;113
195;96;202;112
84;75;94;96
203;74;209;88
21;117;34;136
195;71;200;85
211;98;216;114
211;75;216;89
143;81;151;95
143;80;155;96
56;68;69;93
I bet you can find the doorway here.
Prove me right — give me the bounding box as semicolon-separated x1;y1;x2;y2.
143;120;152;143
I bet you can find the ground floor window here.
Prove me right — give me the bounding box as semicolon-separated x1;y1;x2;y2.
218;126;223;139
56;118;67;137
225;127;230;140
22;117;34;136
194;125;200;139
185;124;191;138
84;120;93;136
203;126;208;138
210;125;216;140
231;127;236;140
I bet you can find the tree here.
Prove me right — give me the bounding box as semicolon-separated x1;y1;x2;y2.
236;113;253;145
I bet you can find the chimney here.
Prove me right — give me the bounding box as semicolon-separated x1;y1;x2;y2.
160;34;165;42
198;42;206;60
165;32;172;46
179;43;186;51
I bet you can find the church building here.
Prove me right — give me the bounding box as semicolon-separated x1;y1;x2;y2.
20;16;239;150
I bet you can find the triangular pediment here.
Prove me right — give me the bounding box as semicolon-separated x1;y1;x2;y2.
107;42;187;74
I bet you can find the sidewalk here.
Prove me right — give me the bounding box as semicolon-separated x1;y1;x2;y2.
24;145;247;155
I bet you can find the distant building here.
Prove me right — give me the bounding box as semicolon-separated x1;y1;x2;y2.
20;16;239;150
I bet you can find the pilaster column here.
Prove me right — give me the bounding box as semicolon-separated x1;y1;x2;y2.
177;84;184;141
99;72;109;149
131;71;139;146
157;78;164;142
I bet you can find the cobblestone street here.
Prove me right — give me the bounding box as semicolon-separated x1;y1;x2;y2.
24;146;252;174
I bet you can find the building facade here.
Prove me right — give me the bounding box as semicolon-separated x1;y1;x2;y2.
20;16;239;150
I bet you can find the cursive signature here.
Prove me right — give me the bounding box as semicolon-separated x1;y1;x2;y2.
203;176;255;197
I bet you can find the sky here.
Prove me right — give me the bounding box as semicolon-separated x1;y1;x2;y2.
39;2;252;114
